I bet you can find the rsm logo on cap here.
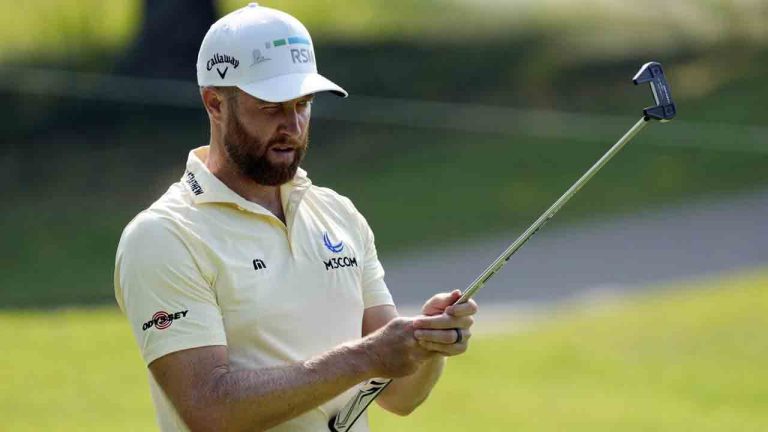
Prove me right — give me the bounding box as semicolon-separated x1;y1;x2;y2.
290;48;315;64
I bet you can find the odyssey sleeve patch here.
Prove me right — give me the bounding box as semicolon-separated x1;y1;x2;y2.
115;212;227;365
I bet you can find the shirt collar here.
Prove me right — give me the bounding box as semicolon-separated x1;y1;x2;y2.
182;146;312;216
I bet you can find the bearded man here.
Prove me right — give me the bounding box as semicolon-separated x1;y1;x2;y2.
115;4;478;431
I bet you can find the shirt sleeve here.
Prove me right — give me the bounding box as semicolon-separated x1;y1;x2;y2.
114;212;227;366
354;209;394;309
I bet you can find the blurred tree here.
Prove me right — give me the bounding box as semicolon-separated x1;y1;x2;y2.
116;0;217;80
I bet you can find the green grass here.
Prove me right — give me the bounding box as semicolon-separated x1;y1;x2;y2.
371;267;768;431
0;308;155;431
2;268;766;430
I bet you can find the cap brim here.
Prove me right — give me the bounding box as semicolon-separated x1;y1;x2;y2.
237;72;347;103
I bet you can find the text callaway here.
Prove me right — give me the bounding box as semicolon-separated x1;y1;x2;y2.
206;53;240;71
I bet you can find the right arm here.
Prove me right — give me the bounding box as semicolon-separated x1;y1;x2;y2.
149;317;428;432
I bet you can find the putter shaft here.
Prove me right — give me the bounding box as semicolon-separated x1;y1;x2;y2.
457;116;648;304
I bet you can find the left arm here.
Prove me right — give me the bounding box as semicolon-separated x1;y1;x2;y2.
362;290;477;415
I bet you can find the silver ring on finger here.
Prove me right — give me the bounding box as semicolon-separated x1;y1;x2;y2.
453;328;463;344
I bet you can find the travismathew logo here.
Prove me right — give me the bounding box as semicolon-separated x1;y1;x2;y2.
322;232;356;271
142;310;189;331
206;53;239;79
324;256;358;271
185;171;203;195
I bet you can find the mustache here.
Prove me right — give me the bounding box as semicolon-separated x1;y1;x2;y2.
268;136;304;147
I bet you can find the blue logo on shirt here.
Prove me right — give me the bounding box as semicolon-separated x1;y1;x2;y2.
323;232;344;253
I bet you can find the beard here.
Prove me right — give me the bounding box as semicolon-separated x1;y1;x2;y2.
222;108;308;186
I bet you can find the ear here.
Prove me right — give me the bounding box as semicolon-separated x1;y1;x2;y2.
200;87;230;125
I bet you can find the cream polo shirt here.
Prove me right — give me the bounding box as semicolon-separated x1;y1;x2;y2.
115;146;393;432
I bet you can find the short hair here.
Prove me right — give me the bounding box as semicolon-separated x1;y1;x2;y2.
199;86;239;98
200;86;240;111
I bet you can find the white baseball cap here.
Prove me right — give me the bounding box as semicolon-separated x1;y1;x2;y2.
196;3;347;102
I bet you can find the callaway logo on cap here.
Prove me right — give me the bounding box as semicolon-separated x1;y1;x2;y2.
196;3;347;103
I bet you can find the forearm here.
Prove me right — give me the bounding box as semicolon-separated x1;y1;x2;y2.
189;343;374;431
376;354;446;415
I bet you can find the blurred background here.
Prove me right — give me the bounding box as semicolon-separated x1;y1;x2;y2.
1;0;766;430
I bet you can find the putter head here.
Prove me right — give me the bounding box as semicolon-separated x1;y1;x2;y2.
633;61;676;122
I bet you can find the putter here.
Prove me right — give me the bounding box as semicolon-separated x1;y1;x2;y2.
328;61;676;432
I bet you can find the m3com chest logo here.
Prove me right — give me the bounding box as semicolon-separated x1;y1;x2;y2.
142;310;189;331
324;256;358;271
321;231;357;271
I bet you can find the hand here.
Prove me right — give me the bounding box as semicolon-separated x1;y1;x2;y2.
413;290;478;356
361;317;434;378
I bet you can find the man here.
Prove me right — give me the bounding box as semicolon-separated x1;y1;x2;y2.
115;4;478;431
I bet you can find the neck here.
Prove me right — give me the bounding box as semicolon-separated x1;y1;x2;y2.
205;141;286;222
